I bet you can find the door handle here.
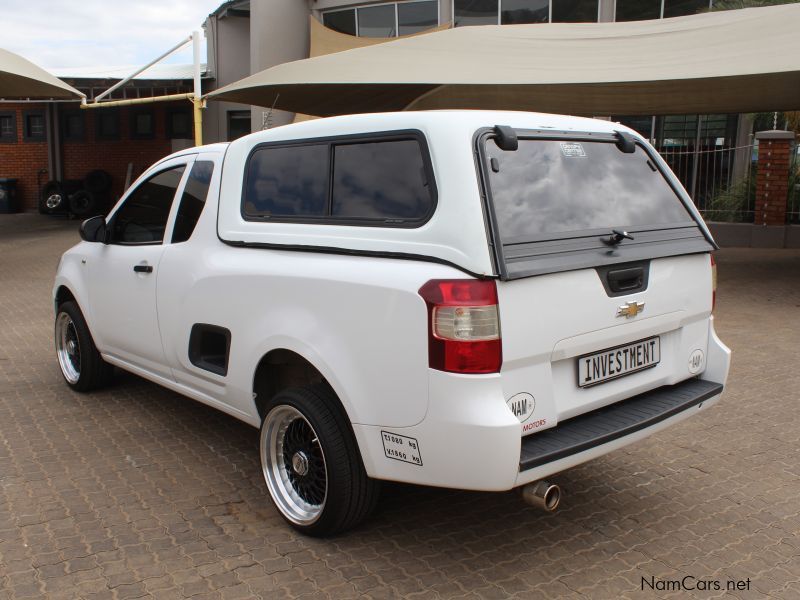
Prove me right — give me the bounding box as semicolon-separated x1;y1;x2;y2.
133;265;153;273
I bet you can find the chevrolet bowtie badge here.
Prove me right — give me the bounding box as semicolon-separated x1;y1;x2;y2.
617;300;645;318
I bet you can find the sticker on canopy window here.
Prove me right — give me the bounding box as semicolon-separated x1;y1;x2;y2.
560;142;586;157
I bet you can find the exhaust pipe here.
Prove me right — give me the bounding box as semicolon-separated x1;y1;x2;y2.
521;481;561;511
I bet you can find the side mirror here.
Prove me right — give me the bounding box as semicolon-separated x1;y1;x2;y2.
79;215;108;243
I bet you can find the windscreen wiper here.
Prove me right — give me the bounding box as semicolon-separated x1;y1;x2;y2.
602;229;635;246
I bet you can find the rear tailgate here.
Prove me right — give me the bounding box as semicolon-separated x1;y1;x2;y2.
477;126;716;434
496;253;713;435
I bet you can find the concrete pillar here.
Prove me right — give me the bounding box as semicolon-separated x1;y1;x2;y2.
754;130;795;227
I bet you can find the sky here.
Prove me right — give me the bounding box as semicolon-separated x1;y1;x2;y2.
2;0;223;71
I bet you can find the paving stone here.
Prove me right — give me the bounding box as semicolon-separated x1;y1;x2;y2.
0;215;798;599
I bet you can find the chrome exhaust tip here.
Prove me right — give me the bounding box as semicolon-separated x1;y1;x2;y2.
521;481;561;511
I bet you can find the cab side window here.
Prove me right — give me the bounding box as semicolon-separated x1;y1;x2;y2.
109;166;186;244
172;161;215;243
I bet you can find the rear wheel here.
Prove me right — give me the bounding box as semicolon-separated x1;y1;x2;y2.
260;385;379;536
55;301;114;392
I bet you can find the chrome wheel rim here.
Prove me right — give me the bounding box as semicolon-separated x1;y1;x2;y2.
46;194;62;209
55;312;81;384
261;405;327;525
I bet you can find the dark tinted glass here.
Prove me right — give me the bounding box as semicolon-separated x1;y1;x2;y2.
663;0;708;18
63;112;84;141
358;4;396;37
111;166;185;244
323;9;357;35
551;0;598;22
244;145;328;218
454;0;499;26
615;0;661;21
398;1;438;34
485;139;692;240
0;114;14;140
97;110;119;139
332;139;433;220
227;111;251;141
502;0;548;24
172;161;214;243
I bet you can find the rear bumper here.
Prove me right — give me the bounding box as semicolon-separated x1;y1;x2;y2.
353;319;730;491
515;378;723;484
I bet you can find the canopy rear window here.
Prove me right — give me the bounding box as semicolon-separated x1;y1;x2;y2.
486;139;694;242
480;130;714;279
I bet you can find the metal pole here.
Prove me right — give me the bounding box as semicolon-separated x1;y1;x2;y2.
192;30;204;147
92;35;192;103
80;93;193;109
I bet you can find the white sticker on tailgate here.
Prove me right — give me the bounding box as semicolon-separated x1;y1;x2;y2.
578;336;660;388
381;431;423;466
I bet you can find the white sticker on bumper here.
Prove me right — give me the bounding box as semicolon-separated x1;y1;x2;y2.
381;431;422;466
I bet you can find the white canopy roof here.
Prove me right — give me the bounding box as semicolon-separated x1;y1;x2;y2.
209;4;800;116
0;48;83;100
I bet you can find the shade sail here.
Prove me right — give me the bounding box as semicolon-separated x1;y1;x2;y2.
0;48;83;99
208;4;800;117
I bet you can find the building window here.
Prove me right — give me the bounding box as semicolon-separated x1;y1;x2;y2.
323;1;439;37
615;0;661;21
455;0;499;26
0;112;16;143
323;9;357;35
23;111;46;142
358;4;397;36
663;0;709;18
501;0;548;24
96;109;120;140
62;110;85;142
167;108;193;140
456;0;599;26
227;111;251;141
552;0;598;22
131;108;155;139
398;1;438;34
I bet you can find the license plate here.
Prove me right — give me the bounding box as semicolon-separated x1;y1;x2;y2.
577;336;660;388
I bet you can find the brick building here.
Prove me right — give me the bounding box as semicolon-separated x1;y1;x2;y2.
0;65;201;212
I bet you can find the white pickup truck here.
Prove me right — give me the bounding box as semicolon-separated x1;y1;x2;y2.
53;111;730;536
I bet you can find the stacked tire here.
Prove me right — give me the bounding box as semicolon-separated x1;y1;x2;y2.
39;170;113;217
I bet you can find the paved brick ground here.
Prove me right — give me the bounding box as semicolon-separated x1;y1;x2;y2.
0;213;798;600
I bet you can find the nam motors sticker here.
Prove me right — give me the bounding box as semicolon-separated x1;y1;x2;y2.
381;431;422;466
507;393;547;433
507;392;535;422
560;142;586;157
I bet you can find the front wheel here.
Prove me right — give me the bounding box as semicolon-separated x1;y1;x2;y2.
55;301;114;392
260;386;379;536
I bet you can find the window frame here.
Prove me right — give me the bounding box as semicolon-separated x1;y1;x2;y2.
240;129;438;229
22;110;46;142
130;107;156;140
322;0;440;37
166;106;193;140
452;0;602;26
0;111;17;144
61;109;86;142
106;158;193;246
473;127;715;279
95;108;121;141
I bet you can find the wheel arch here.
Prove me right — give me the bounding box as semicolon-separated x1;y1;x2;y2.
251;348;350;423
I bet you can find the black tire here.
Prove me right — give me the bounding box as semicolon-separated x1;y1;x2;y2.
69;190;97;217
84;170;112;194
54;301;114;392
260;385;379;537
39;180;65;214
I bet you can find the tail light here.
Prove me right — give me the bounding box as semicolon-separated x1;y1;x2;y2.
418;279;502;374
710;254;717;311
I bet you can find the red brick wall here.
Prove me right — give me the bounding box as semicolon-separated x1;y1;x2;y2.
754;131;795;227
61;105;174;205
0;103;50;212
0;102;182;212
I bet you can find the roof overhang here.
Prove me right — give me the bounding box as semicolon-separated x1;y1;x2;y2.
208;4;800;116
